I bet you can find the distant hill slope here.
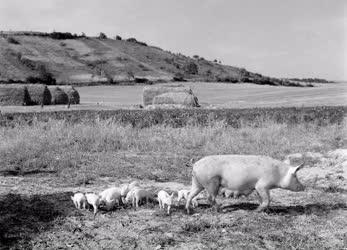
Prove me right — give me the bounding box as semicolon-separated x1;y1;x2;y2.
0;31;303;86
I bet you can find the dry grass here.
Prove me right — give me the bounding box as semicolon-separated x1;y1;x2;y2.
152;92;199;107
143;84;192;106
0;84;31;106
58;86;80;104
25;84;52;105
48;87;69;105
0;118;345;182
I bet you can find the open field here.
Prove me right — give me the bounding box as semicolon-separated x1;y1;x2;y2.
76;82;347;108
0;118;346;249
0;82;345;114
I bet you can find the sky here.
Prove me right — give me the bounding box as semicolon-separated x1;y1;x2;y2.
0;0;346;80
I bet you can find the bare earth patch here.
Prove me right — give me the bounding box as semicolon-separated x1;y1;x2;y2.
0;150;346;249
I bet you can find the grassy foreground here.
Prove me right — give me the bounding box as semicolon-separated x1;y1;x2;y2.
0;118;345;182
0;118;346;249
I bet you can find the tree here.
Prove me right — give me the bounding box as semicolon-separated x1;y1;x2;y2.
98;32;107;39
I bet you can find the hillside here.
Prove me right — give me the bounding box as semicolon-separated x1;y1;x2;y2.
0;31;300;86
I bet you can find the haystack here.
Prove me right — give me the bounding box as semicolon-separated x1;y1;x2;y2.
25;84;51;105
48;87;69;105
143;84;193;106
152;92;199;107
59;86;80;104
0;84;31;106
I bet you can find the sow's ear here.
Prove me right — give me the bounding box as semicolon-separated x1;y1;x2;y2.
289;163;304;175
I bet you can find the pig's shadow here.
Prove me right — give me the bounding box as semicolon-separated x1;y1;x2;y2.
221;202;347;216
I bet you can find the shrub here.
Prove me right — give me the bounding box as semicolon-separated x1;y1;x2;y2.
98;32;107;39
126;38;137;43
26;65;56;85
173;73;186;82
49;32;76;40
115;35;122;40
134;77;149;84
7;37;20;44
126;38;147;46
184;62;198;75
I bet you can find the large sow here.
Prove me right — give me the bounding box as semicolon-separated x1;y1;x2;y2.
185;154;304;213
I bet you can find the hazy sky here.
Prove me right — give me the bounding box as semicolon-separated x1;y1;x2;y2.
1;0;346;80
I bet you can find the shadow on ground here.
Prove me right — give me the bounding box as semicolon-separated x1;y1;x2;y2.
0;192;76;249
0;169;57;177
221;202;347;215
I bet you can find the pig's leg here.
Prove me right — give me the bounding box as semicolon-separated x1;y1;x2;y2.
206;176;221;212
186;175;204;214
255;183;270;212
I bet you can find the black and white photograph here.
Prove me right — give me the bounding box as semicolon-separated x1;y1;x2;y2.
0;0;346;249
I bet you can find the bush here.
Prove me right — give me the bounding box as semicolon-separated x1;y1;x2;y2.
26;65;56;85
173;73;186;82
49;32;76;40
184;62;198;75
115;35;122;40
126;38;147;46
98;32;107;39
7;37;20;44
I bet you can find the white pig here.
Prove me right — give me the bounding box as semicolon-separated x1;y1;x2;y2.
185;155;304;214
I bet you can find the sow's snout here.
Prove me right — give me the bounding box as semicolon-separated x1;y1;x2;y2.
293;178;305;192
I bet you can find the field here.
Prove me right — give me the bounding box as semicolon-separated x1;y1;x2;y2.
0;82;345;114
76;82;347;108
0;116;346;249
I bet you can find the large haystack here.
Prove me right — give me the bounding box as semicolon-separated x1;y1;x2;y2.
152;92;199;107
25;84;51;105
143;84;193;106
0;84;31;106
48;87;69;105
59;86;80;104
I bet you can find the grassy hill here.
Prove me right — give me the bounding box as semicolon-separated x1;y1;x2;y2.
0;31;302;86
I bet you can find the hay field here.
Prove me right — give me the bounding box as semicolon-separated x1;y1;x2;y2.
0;118;346;249
75;82;347;108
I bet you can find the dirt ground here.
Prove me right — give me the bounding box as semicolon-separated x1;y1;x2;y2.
0;150;346;249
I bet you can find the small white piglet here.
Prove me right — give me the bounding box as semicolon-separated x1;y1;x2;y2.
157;190;175;215
177;189;190;205
99;187;122;211
85;193;101;217
71;192;86;210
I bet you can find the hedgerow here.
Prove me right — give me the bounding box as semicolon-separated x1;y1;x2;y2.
0;106;345;128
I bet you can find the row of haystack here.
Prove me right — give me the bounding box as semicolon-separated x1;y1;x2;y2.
143;84;200;108
0;84;80;106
